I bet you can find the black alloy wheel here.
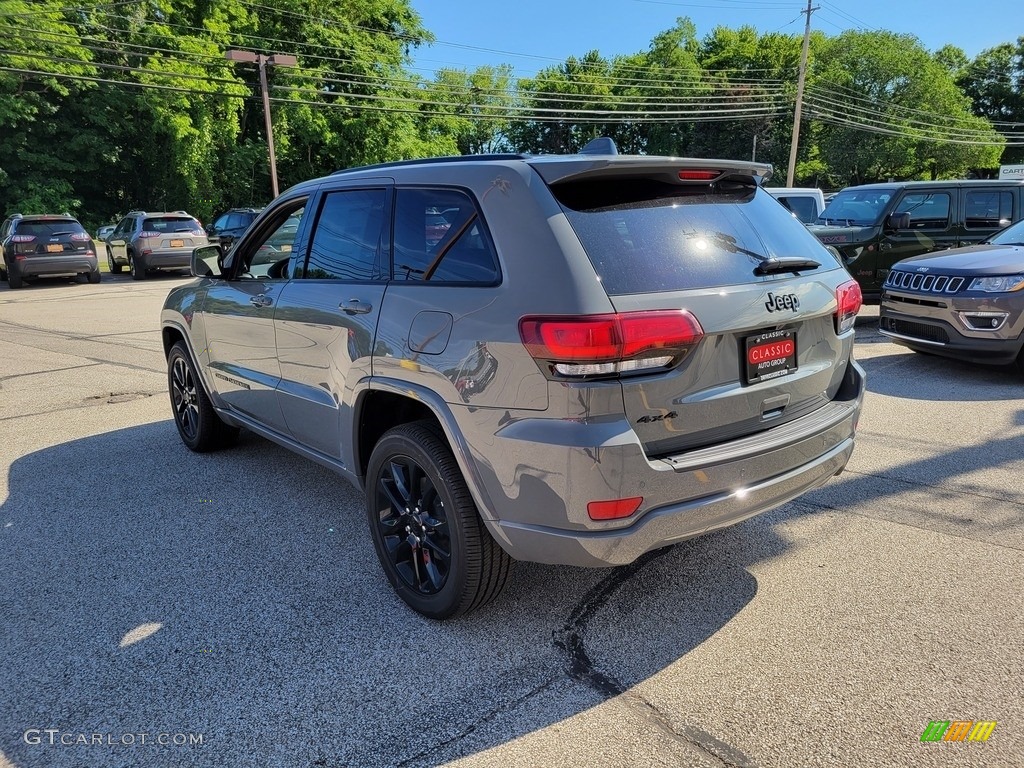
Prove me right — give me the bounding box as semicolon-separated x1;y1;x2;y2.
167;341;238;452
366;422;511;619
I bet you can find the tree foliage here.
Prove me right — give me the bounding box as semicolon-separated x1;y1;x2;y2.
0;4;1019;231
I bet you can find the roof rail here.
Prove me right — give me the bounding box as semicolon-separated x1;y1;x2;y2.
331;153;530;176
11;212;23;219
127;210;146;216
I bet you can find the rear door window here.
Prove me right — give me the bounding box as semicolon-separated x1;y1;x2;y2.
964;190;1014;230
553;180;841;295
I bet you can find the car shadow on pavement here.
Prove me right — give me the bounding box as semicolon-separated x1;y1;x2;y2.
0;421;783;768
858;351;1023;401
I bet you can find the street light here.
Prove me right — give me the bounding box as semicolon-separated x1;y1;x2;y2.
225;49;297;198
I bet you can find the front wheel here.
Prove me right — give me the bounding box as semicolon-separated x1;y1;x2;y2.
107;246;122;274
167;341;238;452
366;422;511;619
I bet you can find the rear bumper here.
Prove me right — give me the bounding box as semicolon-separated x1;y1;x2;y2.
464;359;865;567
137;249;193;271
11;254;98;277
496;437;853;566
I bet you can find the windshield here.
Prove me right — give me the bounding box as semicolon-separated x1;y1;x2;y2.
816;188;895;226
988;218;1024;246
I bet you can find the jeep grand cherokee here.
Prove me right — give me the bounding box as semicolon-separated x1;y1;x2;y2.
161;140;866;618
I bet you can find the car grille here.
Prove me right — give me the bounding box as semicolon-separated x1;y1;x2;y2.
884;270;965;294
881;317;950;344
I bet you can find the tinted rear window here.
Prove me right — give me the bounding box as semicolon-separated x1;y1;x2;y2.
143;216;200;232
15;220;86;237
554;179;841;295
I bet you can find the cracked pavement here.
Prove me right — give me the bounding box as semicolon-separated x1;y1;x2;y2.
1;281;1022;768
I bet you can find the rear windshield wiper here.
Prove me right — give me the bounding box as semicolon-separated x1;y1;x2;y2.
754;257;821;275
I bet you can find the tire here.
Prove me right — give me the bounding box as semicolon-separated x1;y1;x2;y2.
107;246;122;274
8;269;23;289
87;269;101;284
167;341;239;452
366;422;512;619
1015;347;1024;375
129;254;145;280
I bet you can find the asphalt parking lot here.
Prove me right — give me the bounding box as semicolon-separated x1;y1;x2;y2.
1;274;1022;768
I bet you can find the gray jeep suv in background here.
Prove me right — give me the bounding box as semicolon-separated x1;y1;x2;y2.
161;140;866;618
879;218;1024;371
106;210;207;279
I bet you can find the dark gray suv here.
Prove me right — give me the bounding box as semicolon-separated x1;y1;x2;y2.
1;213;99;288
161;141;866;618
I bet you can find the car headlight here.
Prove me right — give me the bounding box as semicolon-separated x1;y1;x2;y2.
967;274;1024;292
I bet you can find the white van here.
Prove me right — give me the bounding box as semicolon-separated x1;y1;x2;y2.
766;187;826;224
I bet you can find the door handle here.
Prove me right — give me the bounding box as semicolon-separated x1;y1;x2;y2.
342;299;372;315
249;294;273;308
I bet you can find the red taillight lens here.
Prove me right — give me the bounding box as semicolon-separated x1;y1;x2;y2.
10;234;35;243
678;170;721;181
70;232;91;241
138;230;161;239
836;279;862;334
587;497;643;520
519;310;704;378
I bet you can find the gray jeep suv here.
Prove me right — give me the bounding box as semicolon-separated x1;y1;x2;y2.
161;141;866;618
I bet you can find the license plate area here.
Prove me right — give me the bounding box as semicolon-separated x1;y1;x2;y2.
46;244;63;253
170;239;185;248
744;329;797;385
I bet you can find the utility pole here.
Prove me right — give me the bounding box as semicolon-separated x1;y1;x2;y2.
786;0;817;187
225;49;298;198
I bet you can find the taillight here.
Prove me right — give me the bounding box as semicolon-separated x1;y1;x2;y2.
10;234;35;243
519;310;704;378
70;232;91;241
190;229;206;237
836;279;862;334
138;231;161;239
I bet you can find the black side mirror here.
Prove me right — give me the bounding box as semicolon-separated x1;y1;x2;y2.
888;212;911;231
191;245;224;278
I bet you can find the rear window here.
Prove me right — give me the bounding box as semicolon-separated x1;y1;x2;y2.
554;180;841;295
143;216;201;233
15;220;86;237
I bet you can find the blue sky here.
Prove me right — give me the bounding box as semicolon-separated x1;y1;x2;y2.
408;0;1018;78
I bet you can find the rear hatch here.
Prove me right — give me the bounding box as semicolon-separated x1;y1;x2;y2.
10;218;92;257
543;165;856;456
143;216;206;250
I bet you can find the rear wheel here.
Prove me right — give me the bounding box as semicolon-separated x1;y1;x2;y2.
129;254;145;280
167;341;238;452
366;422;511;619
1015;347;1024;375
107;246;122;274
7;269;23;289
86;269;101;284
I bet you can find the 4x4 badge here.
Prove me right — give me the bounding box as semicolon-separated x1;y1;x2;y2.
765;292;799;312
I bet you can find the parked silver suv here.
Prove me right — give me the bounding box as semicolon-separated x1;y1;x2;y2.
161;140;866;618
106;210;207;279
